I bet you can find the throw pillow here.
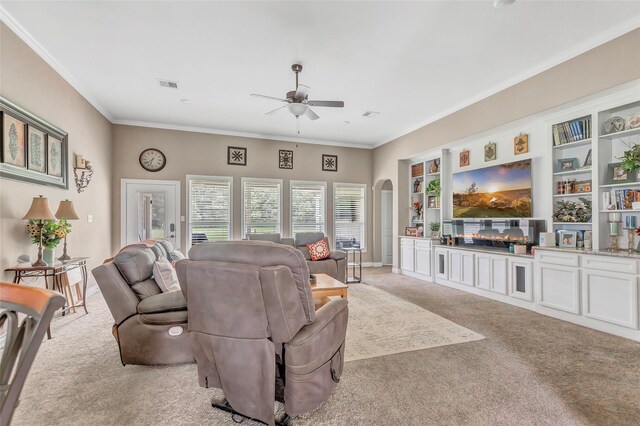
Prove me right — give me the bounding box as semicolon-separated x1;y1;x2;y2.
306;239;330;261
168;248;186;262
153;256;181;292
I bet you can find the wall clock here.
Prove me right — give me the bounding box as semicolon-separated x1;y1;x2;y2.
139;148;166;172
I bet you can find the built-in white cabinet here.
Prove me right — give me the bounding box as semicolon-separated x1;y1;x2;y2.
475;253;491;290
509;259;533;301
490;256;508;295
401;238;415;272
460;252;475;286
414;240;432;277
448;250;461;283
582;268;638;329
536;262;581;315
435;247;448;280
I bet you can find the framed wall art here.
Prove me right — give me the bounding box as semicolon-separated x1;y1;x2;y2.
227;146;247;166
607;162;636;184
0;97;68;189
514;133;529;155
322;154;338;172
558;230;577;248
279;150;293;169
484;142;496;162
459;150;470;167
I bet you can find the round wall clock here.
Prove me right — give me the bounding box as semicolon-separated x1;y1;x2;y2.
139;148;166;172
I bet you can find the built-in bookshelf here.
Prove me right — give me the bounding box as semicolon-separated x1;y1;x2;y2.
410;162;425;231
408;155;444;237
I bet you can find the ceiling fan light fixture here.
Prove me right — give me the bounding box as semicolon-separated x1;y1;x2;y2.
287;103;308;117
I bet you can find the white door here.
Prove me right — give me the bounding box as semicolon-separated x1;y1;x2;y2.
121;179;181;248
381;190;393;265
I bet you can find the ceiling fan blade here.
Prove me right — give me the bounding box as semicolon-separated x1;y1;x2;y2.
307;100;344;108
305;108;319;121
295;84;310;99
251;93;288;103
265;105;287;115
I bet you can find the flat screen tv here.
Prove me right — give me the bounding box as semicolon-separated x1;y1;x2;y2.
452;159;532;218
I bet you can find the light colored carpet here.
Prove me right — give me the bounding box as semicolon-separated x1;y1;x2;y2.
345;284;483;361
11;269;640;425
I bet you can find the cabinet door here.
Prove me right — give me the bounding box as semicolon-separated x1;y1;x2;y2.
582;269;638;329
476;254;491;290
509;259;532;301
460;252;475;286
448;250;462;283
435;248;448;280
490;256;508;294
415;246;431;276
401;244;415;272
536;263;580;314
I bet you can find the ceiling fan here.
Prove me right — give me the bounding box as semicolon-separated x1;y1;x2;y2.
250;64;344;133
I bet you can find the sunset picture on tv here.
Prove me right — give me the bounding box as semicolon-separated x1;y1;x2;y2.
452;160;532;218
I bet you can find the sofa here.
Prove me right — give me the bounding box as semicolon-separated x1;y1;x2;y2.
248;232;347;283
92;240;193;365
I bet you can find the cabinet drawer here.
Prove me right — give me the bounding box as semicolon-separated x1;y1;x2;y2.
536;250;580;267
415;239;432;248
583;255;637;274
401;238;415;246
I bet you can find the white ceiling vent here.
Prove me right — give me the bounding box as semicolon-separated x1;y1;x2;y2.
157;79;179;89
362;111;380;118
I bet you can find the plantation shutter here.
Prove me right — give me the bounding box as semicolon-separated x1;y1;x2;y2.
243;179;282;238
334;183;366;249
189;177;232;244
291;181;326;238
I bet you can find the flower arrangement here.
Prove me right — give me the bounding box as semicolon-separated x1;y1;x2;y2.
26;219;71;249
413;201;423;218
552;197;592;223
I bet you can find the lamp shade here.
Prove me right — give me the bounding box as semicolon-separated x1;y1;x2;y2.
55;199;79;220
287;103;308;117
22;195;56;220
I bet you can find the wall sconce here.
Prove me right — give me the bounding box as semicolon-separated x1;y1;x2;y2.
74;154;94;193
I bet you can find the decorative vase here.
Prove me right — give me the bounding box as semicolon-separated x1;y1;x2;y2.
431;231;439;239
43;248;55;265
514;245;527;255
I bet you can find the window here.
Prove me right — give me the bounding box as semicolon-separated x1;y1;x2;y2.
290;181;326;238
187;176;232;246
242;178;282;238
334;183;366;250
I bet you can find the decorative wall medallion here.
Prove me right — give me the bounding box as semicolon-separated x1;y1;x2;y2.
322;154;338;172
514;133;529;155
484;142;496;161
459;150;470;167
603;116;625;134
279;150;293;169
27;126;46;173
2;113;26;167
227;146;247;166
47;136;63;177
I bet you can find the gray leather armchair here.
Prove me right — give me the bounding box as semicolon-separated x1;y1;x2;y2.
177;241;348;426
248;232;347;283
92;240;193;365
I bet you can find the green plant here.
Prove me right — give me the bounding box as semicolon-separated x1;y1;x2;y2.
552;197;592;223
26;219;70;249
425;178;441;196
619;143;640;172
430;222;440;232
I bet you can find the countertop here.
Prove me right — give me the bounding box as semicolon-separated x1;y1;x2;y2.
534;246;640;259
435;244;534;258
399;236;441;240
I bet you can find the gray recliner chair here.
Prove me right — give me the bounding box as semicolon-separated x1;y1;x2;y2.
92;240;193;365
177;241;348;426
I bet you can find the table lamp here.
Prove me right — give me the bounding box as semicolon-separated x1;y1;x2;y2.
23;195;56;266
55;199;79;261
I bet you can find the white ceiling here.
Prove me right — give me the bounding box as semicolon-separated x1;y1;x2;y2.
2;1;639;148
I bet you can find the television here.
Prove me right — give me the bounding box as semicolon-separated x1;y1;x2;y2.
452;159;532;218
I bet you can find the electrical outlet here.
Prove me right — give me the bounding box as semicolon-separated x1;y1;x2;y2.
87;214;93;223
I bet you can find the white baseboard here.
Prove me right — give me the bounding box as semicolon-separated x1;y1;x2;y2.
392;267;401;274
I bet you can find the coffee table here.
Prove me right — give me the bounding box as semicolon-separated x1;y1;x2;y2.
310;273;348;310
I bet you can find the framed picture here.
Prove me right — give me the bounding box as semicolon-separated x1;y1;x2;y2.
557;157;578;172
514;133;529;155
405;226;417;237
2;112;26;168
227;146;247;166
459;150;470;167
575;180;592;193
0;97;68;189
607;162;635;184
427;195;438;208
322;154;338;172
583;149;592;168
558;230;577;248
484;142;496;162
279;150;293;169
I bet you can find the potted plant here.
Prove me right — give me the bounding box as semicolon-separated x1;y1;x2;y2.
26;219;70;264
552;197;592;223
425;178;441;197
619;143;640;178
429;222;441;238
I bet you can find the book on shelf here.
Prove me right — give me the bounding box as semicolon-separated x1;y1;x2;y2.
604;189;640;210
552;117;591;146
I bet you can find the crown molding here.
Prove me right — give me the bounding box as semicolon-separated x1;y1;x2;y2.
373;15;640;149
0;5;114;122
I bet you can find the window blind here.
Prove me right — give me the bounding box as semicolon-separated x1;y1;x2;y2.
334;183;366;250
188;177;232;245
291;181;326;238
243;179;282;238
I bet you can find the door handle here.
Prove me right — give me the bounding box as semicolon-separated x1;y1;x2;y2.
169;235;175;238
170;223;175;232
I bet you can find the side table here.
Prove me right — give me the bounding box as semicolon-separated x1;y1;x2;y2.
343;248;362;283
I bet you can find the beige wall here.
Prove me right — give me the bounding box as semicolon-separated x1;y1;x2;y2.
111;125;374;261
0;23;113;284
373;29;640;268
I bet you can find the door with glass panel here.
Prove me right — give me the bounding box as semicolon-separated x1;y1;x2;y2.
121;179;180;248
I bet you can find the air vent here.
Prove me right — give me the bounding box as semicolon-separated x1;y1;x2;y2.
362;111;380;118
157;79;179;89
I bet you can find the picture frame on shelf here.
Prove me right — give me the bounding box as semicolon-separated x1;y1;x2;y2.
484;142;496;162
558;230;577;248
557;157;578;172
607;162;636;184
575;180;592;193
582;149;592;168
514;133;529;155
459;149;470;167
405;226;417;237
427;195;438;208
